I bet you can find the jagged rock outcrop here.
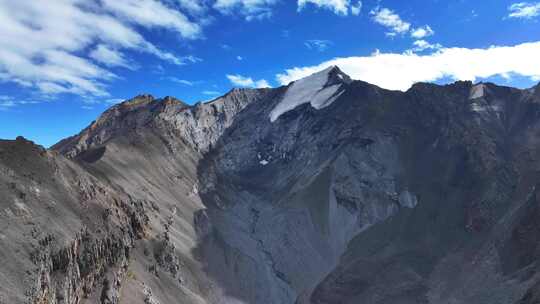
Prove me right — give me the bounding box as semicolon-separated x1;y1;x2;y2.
2;67;540;304
0;137;151;304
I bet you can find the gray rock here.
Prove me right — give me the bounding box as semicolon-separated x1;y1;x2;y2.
2;68;540;304
398;190;418;209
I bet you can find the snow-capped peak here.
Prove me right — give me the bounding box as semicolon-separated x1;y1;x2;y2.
269;66;351;122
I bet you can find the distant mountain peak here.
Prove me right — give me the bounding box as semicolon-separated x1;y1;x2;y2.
305;65;352;85
534;82;540;97
269;65;351;122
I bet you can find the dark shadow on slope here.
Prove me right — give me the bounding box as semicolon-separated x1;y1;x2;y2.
191;79;540;304
77;146;106;163
189;80;411;303
309;82;540;304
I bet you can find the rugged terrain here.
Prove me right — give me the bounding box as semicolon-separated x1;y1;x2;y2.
2;66;540;303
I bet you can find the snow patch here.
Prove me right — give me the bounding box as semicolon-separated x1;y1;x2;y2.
259;160;269;166
469;84;485;99
269;66;344;122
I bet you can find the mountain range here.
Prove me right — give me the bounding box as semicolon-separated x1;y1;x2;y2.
2;66;540;304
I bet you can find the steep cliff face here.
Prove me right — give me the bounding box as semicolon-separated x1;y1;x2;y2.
2;67;540;304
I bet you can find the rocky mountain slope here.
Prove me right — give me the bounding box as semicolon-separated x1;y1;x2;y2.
2;66;540;304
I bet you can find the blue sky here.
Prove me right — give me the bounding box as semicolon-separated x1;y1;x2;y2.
1;0;540;147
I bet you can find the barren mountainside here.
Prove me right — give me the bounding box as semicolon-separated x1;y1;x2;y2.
2;66;540;304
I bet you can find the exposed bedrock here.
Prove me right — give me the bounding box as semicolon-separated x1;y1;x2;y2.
3;68;540;303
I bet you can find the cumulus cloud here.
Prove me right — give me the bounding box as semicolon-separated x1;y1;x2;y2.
305;40;333;51
370;7;411;36
411;40;442;52
508;2;540;19
411;25;434;39
276;41;540;91
369;6;435;39
214;0;278;21
227;74;270;88
297;0;362;16
0;0;203;97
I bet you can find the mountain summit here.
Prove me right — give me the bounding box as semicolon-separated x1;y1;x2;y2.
270;66;352;122
3;69;540;304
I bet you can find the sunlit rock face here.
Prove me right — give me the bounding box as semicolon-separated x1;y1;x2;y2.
3;68;540;304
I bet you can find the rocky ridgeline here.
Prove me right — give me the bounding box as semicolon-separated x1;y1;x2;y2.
53;88;274;158
0;137;156;304
2;68;540;304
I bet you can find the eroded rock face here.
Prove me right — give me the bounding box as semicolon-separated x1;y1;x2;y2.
53;89;273;157
30;229;132;304
0;137;152;304
3;69;540;304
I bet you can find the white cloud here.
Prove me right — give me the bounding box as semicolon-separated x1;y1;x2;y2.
214;0;278;21
0;95;16;110
101;0;201;39
370;7;411;36
178;55;203;64
245;11;273;21
369;6;434;39
411;40;442;52
227;74;270;88
237;56;243;60
298;0;350;15
508;2;540;19
166;77;195;85
276;41;540;91
173;0;208;16
305;40;333;51
0;0;203;97
90;44;135;69
411;25;434;39
0;95;40;110
297;0;362;15
351;1;362;15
